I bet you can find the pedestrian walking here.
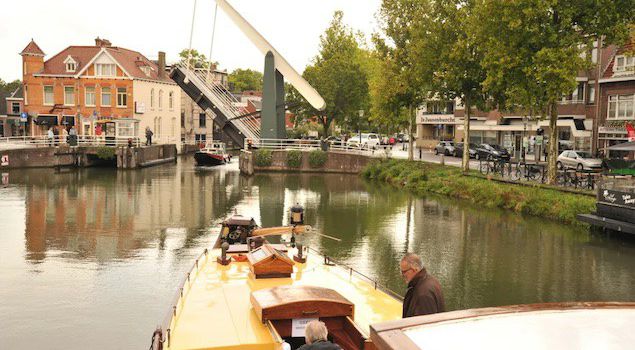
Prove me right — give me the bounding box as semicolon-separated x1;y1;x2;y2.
47;127;54;146
145;127;154;146
61;127;68;143
69;126;77;146
52;127;60;146
400;253;445;318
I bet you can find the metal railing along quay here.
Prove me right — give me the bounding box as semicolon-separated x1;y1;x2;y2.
248;138;394;157
0;135;143;148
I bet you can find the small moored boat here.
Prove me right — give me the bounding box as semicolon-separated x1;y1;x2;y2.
194;141;231;166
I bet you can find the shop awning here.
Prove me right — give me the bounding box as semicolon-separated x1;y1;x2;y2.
35;116;58;126
608;141;635;151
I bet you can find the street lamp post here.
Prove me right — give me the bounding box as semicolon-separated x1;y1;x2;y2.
358;110;364;144
522;116;527;163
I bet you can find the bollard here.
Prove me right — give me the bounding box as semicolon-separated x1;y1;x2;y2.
440;153;445;165
217;242;231;265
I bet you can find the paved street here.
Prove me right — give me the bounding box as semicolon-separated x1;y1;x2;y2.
384;143;481;169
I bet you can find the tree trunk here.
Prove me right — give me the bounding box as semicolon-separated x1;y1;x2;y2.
408;105;414;161
462;99;471;173
547;101;559;184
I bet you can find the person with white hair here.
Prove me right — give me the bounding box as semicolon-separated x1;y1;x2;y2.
297;320;341;350
400;252;445;318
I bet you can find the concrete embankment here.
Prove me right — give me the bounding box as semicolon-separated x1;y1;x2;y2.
0;145;177;169
239;149;371;175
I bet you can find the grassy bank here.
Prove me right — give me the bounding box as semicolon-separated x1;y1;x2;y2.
362;159;595;226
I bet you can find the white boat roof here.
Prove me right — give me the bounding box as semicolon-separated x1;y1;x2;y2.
371;303;635;350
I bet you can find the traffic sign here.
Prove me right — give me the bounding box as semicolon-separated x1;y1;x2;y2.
20;112;28;122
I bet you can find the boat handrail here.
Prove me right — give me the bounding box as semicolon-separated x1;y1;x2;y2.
307;246;404;302
152;248;210;350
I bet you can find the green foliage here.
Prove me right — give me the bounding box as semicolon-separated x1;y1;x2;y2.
288;11;370;137
254;149;273;167
228;69;263;93
178;49;215;69
95;147;116;160
0;79;21;95
286;150;303;168
362;160;595;226
308;150;328;168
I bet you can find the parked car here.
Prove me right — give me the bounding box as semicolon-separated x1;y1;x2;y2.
346;133;381;149
396;133;410;143
476;143;511;160
325;136;342;146
557;150;603;171
453;143;478;158
434;141;455;156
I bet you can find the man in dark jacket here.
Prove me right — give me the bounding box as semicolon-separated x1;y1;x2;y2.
400;253;445;318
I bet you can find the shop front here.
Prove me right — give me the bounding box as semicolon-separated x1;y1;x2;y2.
415;114;459;149
33;115;59;136
598;124;634;158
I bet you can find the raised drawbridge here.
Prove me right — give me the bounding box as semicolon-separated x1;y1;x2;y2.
172;0;326;148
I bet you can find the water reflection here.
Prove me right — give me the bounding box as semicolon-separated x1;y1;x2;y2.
0;159;634;349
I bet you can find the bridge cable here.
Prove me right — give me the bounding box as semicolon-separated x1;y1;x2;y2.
206;3;219;83
187;0;198;70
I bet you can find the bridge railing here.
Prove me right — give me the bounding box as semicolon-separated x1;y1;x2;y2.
248;138;393;157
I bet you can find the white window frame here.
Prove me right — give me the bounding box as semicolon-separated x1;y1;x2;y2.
117;87;127;108
43;85;54;106
64;86;75;106
101;87;112;107
613;55;635;75
24;85;28;105
95;63;116;77
158;90;163;109
66;62;76;72
168;91;174;110
85;86;96;107
607;94;635;120
150;89;155;108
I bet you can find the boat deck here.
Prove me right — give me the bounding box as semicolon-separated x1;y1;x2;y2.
166;248;403;350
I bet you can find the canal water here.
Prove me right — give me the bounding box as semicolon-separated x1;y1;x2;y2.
1;158;634;349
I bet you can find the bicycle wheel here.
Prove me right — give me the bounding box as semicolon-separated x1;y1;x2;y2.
479;161;489;175
510;165;521;181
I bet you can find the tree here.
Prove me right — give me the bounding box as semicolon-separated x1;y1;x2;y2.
372;0;431;161
475;0;635;184
410;0;489;172
288;11;369;137
0;79;21;95
228;69;263;93
179;49;213;69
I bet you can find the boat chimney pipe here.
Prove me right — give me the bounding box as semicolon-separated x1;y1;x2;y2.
293;243;306;263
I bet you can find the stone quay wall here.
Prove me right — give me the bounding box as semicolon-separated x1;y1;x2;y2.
239;149;371;175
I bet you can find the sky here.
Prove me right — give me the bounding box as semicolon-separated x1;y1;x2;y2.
0;0;382;82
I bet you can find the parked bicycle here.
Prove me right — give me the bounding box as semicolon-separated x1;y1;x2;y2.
510;162;545;182
479;157;510;177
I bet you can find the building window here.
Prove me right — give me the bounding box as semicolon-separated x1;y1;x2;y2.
168;91;174;109
11;102;20;114
85;87;96;107
24;86;28;105
102;87;112;106
159;90;163;109
199;113;206;127
587;84;595;104
43;85;54;105
614;55;635;74
150;89;155;108
64;86;75;106
117;87;127;107
608;94;635;120
95;63;116;77
66;62;76;72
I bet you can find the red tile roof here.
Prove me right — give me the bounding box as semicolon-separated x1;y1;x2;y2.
34;43;172;83
20;39;45;56
602;40;634;79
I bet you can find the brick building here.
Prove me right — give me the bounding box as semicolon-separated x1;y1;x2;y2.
416;39;635;158
20;38;180;144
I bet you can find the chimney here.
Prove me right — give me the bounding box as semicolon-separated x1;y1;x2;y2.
95;37;112;47
158;51;166;79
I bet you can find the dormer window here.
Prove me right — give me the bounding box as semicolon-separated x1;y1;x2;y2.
614;55;635;75
64;56;77;73
140;66;152;77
